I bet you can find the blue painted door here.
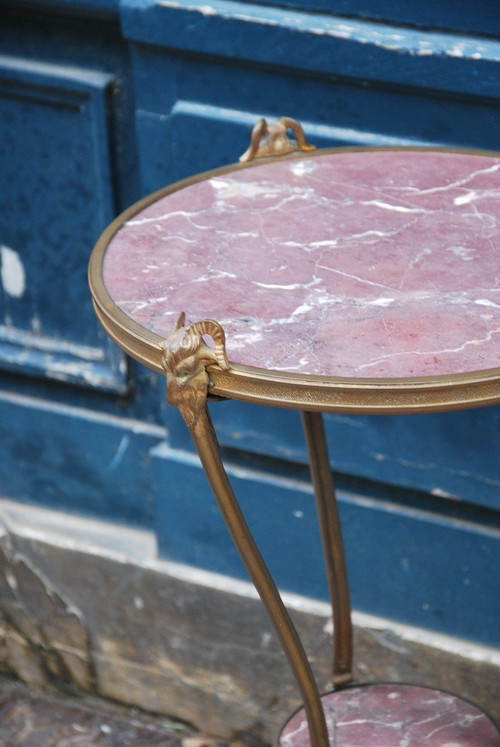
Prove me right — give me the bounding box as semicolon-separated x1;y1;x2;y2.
1;0;499;646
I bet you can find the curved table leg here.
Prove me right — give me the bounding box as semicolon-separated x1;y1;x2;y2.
161;319;329;746
189;406;329;747
301;411;353;688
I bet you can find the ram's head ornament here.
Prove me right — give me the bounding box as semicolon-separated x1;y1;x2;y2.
239;116;315;163
162;313;229;429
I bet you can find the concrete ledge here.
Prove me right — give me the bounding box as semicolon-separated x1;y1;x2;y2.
0;498;498;743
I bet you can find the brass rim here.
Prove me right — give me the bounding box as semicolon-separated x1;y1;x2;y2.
89;146;500;414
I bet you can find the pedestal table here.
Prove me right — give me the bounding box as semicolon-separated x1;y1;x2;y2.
89;139;500;746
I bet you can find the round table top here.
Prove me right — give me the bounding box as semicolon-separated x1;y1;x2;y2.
89;147;500;413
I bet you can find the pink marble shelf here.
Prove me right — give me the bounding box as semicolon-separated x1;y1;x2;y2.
278;684;500;746
103;150;500;380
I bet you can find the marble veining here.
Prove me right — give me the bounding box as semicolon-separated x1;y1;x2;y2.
279;684;500;746
103;151;500;379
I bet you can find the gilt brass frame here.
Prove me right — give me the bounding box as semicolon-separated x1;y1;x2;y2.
89;145;500;416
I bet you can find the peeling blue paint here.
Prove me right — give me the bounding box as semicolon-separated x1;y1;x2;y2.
121;0;500;98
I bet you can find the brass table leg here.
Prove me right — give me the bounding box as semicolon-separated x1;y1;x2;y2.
191;407;329;747
162;316;329;747
301;411;353;687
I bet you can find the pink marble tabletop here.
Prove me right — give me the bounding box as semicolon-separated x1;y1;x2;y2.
103;150;500;380
279;684;500;746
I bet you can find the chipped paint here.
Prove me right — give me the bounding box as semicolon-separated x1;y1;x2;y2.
109;434;130;470
31;314;42;335
0;325;129;393
431;488;457;499
1;245;26;298
156;0;500;64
